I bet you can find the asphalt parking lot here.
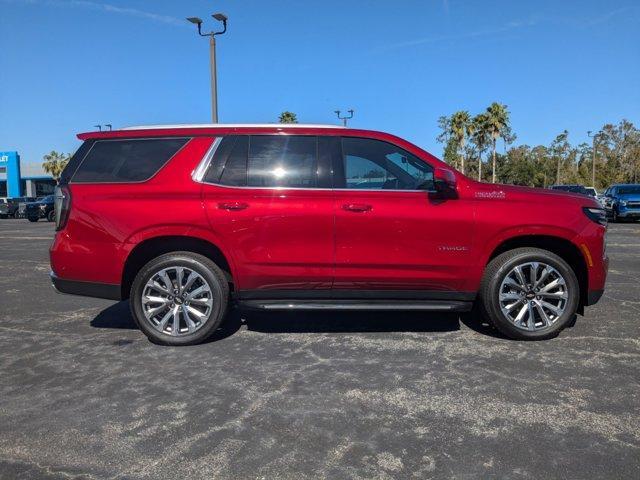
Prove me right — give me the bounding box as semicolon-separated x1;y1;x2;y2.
0;220;638;479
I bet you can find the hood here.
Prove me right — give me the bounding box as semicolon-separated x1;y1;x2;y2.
466;180;601;209
616;193;640;201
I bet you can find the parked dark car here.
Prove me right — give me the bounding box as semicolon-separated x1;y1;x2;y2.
0;196;37;218
601;184;640;222
549;185;595;197
25;195;55;222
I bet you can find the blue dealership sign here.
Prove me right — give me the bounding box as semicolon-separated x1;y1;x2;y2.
0;151;21;197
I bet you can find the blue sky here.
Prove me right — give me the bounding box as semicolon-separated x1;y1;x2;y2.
1;0;639;166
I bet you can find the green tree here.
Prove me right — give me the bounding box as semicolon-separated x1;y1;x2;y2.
449;111;473;175
278;111;298;124
470;113;490;181
42;151;70;182
485;102;511;183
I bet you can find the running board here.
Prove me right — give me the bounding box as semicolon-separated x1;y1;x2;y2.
240;299;472;312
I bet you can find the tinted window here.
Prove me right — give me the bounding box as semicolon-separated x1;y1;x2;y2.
59;140;95;185
341;137;433;190
72;138;189;183
219;136;249;186
248;136;317;188
618;185;640;195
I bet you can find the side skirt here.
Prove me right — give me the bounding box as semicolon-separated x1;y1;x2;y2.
240;299;473;312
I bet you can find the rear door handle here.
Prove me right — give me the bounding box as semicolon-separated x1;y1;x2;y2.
218;202;249;211
342;203;372;212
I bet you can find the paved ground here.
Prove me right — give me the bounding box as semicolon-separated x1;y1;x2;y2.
0;220;638;479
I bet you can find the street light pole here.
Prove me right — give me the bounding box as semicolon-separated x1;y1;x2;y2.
209;35;218;123
187;13;228;123
587;131;597;188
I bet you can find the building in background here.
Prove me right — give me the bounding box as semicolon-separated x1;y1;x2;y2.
0;151;56;198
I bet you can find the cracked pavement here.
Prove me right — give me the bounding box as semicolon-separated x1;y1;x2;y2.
0;221;638;479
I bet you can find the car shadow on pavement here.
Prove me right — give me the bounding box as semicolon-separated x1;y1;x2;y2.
242;309;463;334
90;301;506;341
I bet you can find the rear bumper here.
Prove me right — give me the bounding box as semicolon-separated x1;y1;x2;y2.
50;272;121;301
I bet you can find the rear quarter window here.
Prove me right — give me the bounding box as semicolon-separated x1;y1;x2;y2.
71;138;190;183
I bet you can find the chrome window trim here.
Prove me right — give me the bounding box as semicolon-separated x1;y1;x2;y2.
191;137;222;182
193;135;432;193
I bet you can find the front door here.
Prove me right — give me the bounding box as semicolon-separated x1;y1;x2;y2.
201;135;335;295
332;136;474;295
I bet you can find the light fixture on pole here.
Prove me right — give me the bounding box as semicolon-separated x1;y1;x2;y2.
187;13;228;123
94;125;102;131
335;109;354;127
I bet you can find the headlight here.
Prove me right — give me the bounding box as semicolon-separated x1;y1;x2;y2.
583;207;607;226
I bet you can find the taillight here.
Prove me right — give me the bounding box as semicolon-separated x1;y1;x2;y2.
54;185;71;231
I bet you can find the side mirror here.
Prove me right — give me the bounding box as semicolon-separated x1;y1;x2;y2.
433;167;457;193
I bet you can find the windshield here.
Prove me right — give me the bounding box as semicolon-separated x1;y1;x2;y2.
617;186;640;195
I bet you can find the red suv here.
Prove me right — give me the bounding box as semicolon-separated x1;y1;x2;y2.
50;124;608;345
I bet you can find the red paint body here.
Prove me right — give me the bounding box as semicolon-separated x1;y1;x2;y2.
50;126;608;302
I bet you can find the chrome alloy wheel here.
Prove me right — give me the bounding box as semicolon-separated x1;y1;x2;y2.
498;262;569;332
141;267;214;336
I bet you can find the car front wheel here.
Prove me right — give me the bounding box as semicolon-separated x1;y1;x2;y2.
130;252;229;346
479;247;579;340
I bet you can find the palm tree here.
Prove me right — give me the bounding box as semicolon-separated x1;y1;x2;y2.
471;113;490;181
42;151;70;182
485;102;510;183
278;111;298;124
449;111;473;174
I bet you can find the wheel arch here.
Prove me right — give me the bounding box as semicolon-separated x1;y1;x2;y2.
487;235;588;310
121;235;234;300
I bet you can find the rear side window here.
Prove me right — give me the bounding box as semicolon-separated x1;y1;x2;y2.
71;138;189;183
205;135;320;188
248;136;317;188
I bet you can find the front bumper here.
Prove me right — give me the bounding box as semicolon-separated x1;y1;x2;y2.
617;209;640;218
586;289;605;306
50;271;122;300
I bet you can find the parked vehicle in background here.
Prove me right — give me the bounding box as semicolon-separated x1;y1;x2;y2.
50;124;608;345
549;184;594;197
26;195;55;222
0;197;36;218
601;184;640;222
585;187;598;197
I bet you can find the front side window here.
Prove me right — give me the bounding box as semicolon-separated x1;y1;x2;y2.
340;137;433;190
72;138;189;183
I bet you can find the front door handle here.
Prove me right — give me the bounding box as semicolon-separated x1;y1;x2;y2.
342;203;372;212
218;202;249;211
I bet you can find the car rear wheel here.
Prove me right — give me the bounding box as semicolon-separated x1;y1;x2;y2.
46;210;55;222
130;252;229;346
479;247;579;340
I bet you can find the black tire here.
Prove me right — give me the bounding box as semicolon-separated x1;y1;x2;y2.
27;217;38;222
130;252;229;346
47;210;55;222
479;247;579;340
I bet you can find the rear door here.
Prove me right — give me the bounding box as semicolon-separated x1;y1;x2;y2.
200;135;335;296
332;136;474;295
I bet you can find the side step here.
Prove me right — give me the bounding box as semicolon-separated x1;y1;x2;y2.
240;299;472;312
